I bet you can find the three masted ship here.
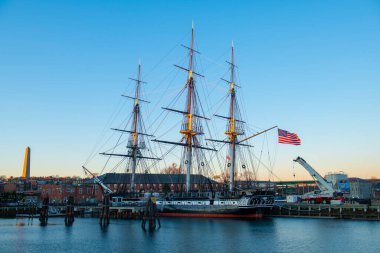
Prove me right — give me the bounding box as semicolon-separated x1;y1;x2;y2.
84;24;275;219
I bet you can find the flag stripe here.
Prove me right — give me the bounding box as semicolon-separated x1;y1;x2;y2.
278;128;301;145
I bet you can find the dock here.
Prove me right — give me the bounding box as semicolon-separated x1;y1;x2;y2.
270;203;380;220
0;205;145;220
2;203;380;221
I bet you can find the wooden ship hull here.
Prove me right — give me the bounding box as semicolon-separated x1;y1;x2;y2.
86;24;278;223
156;194;274;219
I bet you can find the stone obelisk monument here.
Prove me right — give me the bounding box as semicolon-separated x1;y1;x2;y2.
22;146;31;179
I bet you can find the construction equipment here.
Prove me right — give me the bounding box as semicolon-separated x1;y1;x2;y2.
293;157;344;204
82;166;113;194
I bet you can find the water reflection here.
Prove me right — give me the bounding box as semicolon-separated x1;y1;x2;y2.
0;217;379;252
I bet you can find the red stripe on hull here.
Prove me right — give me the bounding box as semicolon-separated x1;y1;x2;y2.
159;212;263;219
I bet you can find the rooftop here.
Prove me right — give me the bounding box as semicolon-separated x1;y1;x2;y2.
98;173;217;185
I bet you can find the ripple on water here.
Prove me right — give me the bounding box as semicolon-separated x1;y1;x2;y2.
0;217;379;253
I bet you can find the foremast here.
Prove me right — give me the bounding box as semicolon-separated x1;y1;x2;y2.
208;44;247;192
222;45;278;191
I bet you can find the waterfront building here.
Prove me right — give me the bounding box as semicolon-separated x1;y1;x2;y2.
349;178;372;199
38;183;101;205
325;172;350;193
373;182;380;198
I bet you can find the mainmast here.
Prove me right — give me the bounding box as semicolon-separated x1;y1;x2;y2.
226;43;237;192
181;23;195;193
130;63;142;193
153;23;216;194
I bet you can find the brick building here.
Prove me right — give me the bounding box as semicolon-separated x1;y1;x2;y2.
38;184;101;205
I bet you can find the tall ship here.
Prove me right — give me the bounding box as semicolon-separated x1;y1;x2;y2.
83;24;275;219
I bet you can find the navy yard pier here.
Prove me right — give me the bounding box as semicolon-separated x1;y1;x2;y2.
0;205;146;220
270;203;380;220
2;203;380;221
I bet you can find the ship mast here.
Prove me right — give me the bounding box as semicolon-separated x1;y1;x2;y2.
207;43;251;192
100;63;160;194
181;23;195;193
226;43;237;192
153;23;216;194
130;63;142;193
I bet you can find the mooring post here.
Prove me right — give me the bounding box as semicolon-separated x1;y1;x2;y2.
99;193;110;226
65;196;75;225
39;196;49;225
142;196;160;230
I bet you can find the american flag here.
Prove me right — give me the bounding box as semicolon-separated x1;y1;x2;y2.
278;128;301;145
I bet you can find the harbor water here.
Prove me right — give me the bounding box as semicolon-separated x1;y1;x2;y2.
0;217;379;252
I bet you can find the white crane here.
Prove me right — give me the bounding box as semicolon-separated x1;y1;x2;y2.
82;166;113;194
294;157;342;204
294;157;334;193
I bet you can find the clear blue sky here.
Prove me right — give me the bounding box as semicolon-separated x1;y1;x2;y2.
0;0;379;180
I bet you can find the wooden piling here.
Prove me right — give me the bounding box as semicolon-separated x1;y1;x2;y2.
65;196;75;225
39;196;49;225
142;197;161;230
99;193;110;226
28;202;36;219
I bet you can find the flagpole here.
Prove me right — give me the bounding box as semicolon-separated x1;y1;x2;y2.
237;125;278;144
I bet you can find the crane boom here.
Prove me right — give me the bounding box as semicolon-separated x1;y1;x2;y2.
293;157;334;193
82;166;113;194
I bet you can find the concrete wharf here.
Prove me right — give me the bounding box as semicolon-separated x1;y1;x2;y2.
0;205;146;219
270;203;380;220
2;203;380;220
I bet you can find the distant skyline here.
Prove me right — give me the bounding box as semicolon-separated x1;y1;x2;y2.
1;1;379;181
